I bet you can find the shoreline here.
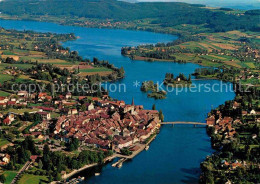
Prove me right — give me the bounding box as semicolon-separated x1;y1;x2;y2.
0;16;178;39
125;55;222;68
57;133;158;183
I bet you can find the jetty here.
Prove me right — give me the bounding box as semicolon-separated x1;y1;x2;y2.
112;158;127;168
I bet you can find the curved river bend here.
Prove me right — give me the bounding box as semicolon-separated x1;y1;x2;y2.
0;19;235;184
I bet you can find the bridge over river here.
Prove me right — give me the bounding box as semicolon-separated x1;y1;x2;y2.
160;122;207;127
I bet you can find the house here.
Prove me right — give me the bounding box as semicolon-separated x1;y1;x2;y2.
92;97;99;101
250;109;256;115
8;114;15;122
231;161;242;170
3;114;15;125
38;93;48;101
78;96;87;101
3;117;11;125
232;101;240;109
88;103;95;111
45;96;52;101
7;101;16;107
2;154;10;164
242;111;248;116
252;134;257;139
117;137;132;149
0;97;8;103
37;112;51;120
30;155;40;162
17;91;29;98
206;116;215;127
68;109;78;115
0;103;7;108
65;93;72;99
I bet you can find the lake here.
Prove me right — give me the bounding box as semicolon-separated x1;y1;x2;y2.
0;19;235;184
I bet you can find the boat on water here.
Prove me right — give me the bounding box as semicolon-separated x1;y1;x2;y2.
145;145;149;151
117;162;123;168
95;173;101;176
66;176;86;184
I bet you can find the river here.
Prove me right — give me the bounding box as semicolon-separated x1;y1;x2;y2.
0;19;235;184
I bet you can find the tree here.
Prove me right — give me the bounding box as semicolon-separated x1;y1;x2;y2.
118;67;125;78
159;110;164;122
188;74;191;82
205;171;214;184
67;138;79;151
0;174;6;183
152;104;156;110
38;159;43;169
55;173;62;181
81;104;87;112
43;144;50;155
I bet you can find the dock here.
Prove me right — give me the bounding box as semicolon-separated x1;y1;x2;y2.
112;158;127;168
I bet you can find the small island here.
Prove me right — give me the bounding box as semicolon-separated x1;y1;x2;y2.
141;81;167;99
163;73;192;87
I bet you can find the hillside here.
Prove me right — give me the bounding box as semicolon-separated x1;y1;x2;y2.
0;0;259;34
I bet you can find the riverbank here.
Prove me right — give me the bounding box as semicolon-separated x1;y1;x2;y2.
125;55;224;68
55;133;159;183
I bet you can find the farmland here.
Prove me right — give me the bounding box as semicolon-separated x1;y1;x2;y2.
123;31;259;69
0;28;119;88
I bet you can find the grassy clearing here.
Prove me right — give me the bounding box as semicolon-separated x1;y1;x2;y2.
0;74;13;84
0;90;11;97
0;63;34;69
3;171;17;184
2;108;38;115
79;67;112;73
18;174;48;184
244;62;256;69
2;51;16;55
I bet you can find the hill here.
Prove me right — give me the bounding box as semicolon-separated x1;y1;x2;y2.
0;0;259;34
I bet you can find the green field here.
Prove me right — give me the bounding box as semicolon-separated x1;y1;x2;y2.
0;74;13;84
0;90;11;97
0;63;34;70
18;174;48;184
3;171;17;184
2;108;38;115
2;51;16;55
80;67;112;73
244;62;256;68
